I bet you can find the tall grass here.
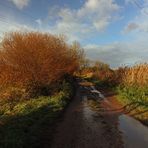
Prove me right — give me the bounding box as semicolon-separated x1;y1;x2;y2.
86;62;148;124
116;63;148;125
116;63;148;103
92;63;148;87
122;63;148;87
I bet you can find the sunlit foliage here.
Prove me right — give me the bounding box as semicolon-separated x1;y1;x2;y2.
0;32;83;98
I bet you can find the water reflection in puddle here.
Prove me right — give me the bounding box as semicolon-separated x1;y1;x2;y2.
82;84;148;148
119;114;148;148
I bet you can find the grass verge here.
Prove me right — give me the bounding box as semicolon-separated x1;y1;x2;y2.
0;81;74;148
117;86;148;126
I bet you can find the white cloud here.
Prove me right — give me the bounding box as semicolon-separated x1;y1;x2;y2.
9;0;30;9
47;0;120;41
0;20;35;40
84;39;148;68
8;24;35;32
93;18;109;31
35;19;42;26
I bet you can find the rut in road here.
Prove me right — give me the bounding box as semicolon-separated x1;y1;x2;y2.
50;81;124;148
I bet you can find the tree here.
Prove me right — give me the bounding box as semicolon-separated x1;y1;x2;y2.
0;32;83;96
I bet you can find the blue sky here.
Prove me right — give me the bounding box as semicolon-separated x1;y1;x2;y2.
0;0;148;67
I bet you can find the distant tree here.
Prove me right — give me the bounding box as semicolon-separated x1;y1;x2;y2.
94;61;110;71
71;41;85;66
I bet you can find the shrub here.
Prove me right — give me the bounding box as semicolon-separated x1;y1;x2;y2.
0;32;83;99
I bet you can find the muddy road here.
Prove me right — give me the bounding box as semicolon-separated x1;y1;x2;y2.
50;80;148;148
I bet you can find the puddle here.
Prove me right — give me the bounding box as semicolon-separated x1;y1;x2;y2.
119;114;148;148
83;85;148;148
90;86;95;90
82;96;98;124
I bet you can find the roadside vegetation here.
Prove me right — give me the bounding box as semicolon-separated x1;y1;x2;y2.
80;61;148;125
116;64;148;125
0;32;83;147
0;81;73;148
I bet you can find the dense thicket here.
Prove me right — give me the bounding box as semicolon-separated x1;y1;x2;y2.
0;32;83;98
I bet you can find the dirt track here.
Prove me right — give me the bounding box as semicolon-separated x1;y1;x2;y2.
50;80;124;148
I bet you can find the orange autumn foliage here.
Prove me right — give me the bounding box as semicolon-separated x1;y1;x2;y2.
0;32;83;94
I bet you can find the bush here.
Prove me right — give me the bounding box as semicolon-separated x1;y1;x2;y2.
0;32;83;99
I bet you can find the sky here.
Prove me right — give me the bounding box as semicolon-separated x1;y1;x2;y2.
0;0;148;68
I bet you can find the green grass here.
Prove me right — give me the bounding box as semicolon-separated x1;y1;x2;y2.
117;85;148;126
0;81;73;148
117;86;148;106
